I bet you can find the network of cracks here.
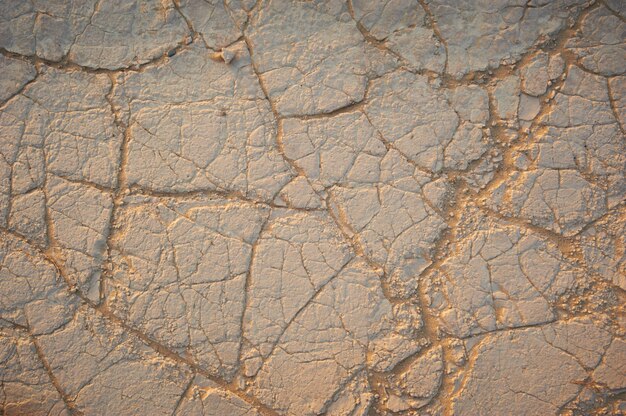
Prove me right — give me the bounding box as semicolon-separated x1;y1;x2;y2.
0;0;624;415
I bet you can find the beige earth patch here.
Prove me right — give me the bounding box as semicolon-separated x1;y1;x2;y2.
0;0;624;415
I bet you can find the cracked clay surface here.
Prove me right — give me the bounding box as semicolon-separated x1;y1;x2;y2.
0;0;624;415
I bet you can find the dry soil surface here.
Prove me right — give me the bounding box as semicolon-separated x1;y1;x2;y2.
0;0;625;415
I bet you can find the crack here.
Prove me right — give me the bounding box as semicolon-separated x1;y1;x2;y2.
281;99;366;122
0;33;195;76
91;303;280;416
0;218;282;416
258;259;355;365
237;210;271;370
417;0;449;74
64;0;101;64
477;205;581;260
466;2;601;248
0;70;40;109
346;0;426;80
169;375;195;416
125;185;325;212
599;0;626;22
0;0;620;413
171;0;203;46
48;174;117;194
27;330;83;415
607;77;626;135
99;73;130;304
240;20;334;216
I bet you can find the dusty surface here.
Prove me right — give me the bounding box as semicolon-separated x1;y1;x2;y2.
0;0;624;415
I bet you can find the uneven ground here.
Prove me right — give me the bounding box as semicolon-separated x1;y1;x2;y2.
0;0;625;415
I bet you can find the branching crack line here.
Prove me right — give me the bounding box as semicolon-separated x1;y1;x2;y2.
1;0;623;414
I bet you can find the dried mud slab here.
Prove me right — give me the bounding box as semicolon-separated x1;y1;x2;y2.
106;195;269;379
0;0;189;69
427;214;579;338
245;0;368;116
450;319;613;415
113;41;293;200
428;0;590;77
0;232;193;415
0;0;624;415
0;67;121;301
565;5;626;76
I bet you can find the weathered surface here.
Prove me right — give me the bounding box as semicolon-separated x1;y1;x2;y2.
0;0;189;69
364;70;459;172
0;232;193;415
282;112;451;298
428;0;589;77
37;305;192;415
566;5;626;76
383;346;444;411
106;195;268;379
0;55;36;103
580;206;626;290
250;257;423;415
427;215;578;338
246;0;367;116
0;67;121;300
490;66;625;235
351;0;446;72
450;320;612;415
113;41;292;200
0;0;624;415
174;375;261;416
0;325;69;416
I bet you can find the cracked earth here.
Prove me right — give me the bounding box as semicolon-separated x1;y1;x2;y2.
0;0;625;415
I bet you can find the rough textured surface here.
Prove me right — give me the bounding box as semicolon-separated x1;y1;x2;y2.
0;1;624;415
428;0;590;77
0;0;188;69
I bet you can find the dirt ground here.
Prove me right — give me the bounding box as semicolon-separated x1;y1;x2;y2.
0;0;624;415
